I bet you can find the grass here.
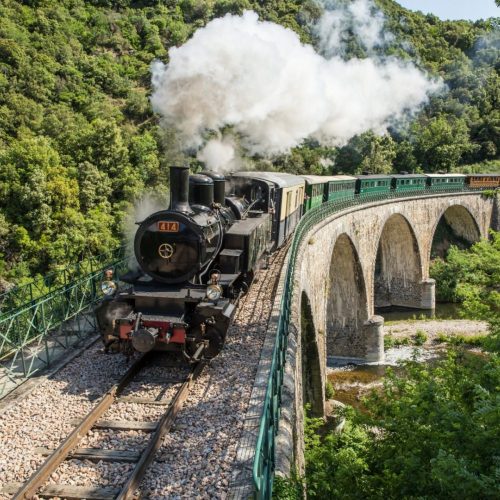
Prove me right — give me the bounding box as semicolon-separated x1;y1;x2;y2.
434;332;488;347
384;334;412;348
325;381;335;399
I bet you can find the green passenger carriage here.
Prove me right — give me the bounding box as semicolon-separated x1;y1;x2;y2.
355;175;391;195
300;175;326;212
325;175;357;202
301;175;357;212
391;174;427;191
425;173;466;190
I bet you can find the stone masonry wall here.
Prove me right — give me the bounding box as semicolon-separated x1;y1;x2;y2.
276;192;495;479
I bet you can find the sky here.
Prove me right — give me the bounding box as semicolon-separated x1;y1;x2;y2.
397;0;499;21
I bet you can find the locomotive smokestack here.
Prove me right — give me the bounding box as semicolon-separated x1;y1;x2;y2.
169;166;192;213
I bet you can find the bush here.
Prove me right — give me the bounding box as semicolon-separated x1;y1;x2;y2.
414;330;428;345
436;332;449;343
325;380;334;399
384;334;395;349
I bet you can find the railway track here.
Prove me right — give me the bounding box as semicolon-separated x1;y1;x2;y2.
1;244;290;499
6;351;206;500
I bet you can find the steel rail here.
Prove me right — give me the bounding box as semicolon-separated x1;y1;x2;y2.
12;353;151;499
117;359;206;500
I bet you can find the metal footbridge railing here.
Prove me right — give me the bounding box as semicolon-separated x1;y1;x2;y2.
0;247;128;397
251;187;492;499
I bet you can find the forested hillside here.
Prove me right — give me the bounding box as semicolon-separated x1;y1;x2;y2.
0;0;498;287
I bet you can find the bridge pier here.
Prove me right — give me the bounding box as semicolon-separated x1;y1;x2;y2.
327;314;384;363
420;278;436;310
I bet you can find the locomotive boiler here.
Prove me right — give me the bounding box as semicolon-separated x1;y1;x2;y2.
95;165;272;361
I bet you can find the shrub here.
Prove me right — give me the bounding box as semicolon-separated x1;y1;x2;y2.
414;330;428;346
436;332;449;343
384;334;395;349
325;381;334;399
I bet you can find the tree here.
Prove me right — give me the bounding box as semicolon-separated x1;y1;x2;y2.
431;229;500;349
413;115;476;171
335;133;396;174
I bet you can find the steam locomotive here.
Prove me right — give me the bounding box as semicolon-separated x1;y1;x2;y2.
95;166;305;361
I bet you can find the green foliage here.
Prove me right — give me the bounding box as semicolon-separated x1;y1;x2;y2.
431;231;500;333
0;0;498;285
278;352;500;500
325;380;334;399
272;473;303;500
0;0;176;282
413;115;477;172
384;334;395;349
335;132;396;174
413;329;428;345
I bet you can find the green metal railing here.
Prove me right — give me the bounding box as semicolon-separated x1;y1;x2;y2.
251;187;489;499
0;247;128;396
0;247;126;315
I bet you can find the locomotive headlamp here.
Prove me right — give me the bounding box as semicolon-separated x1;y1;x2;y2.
206;284;222;301
101;269;117;296
101;280;117;296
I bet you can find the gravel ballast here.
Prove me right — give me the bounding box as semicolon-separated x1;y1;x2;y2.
0;248;286;498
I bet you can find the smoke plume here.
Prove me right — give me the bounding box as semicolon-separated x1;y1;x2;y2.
196;136;242;172
124;194;168;269
316;0;394;57
151;4;442;170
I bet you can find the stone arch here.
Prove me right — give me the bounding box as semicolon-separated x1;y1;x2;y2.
374;213;423;309
326;234;370;360
300;291;324;417
430;204;481;259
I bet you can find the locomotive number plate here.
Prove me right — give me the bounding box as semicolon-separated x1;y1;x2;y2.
158;221;179;232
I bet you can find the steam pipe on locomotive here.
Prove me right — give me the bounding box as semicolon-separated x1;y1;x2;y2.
95;165;265;362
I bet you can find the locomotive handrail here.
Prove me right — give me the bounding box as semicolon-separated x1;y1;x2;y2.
251;186;491;498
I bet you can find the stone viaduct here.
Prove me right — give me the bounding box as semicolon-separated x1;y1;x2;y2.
275;192;499;477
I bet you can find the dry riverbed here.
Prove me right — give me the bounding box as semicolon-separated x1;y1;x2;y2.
328;318;491;412
384;318;490;343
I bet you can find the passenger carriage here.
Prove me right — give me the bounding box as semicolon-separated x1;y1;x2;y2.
390;174;427;191
325;175;357;203
425;173;466;190
355;175;391;195
300;175;326;212
300;175;356;213
466;173;500;189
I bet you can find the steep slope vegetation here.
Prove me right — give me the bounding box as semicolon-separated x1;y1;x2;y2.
0;0;498;285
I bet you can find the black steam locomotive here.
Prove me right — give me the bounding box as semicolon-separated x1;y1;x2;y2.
96;166;305;361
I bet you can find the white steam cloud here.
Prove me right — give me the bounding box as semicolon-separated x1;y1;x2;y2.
125;195;168;270
316;0;393;57
196;136;241;172
151;3;442;171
